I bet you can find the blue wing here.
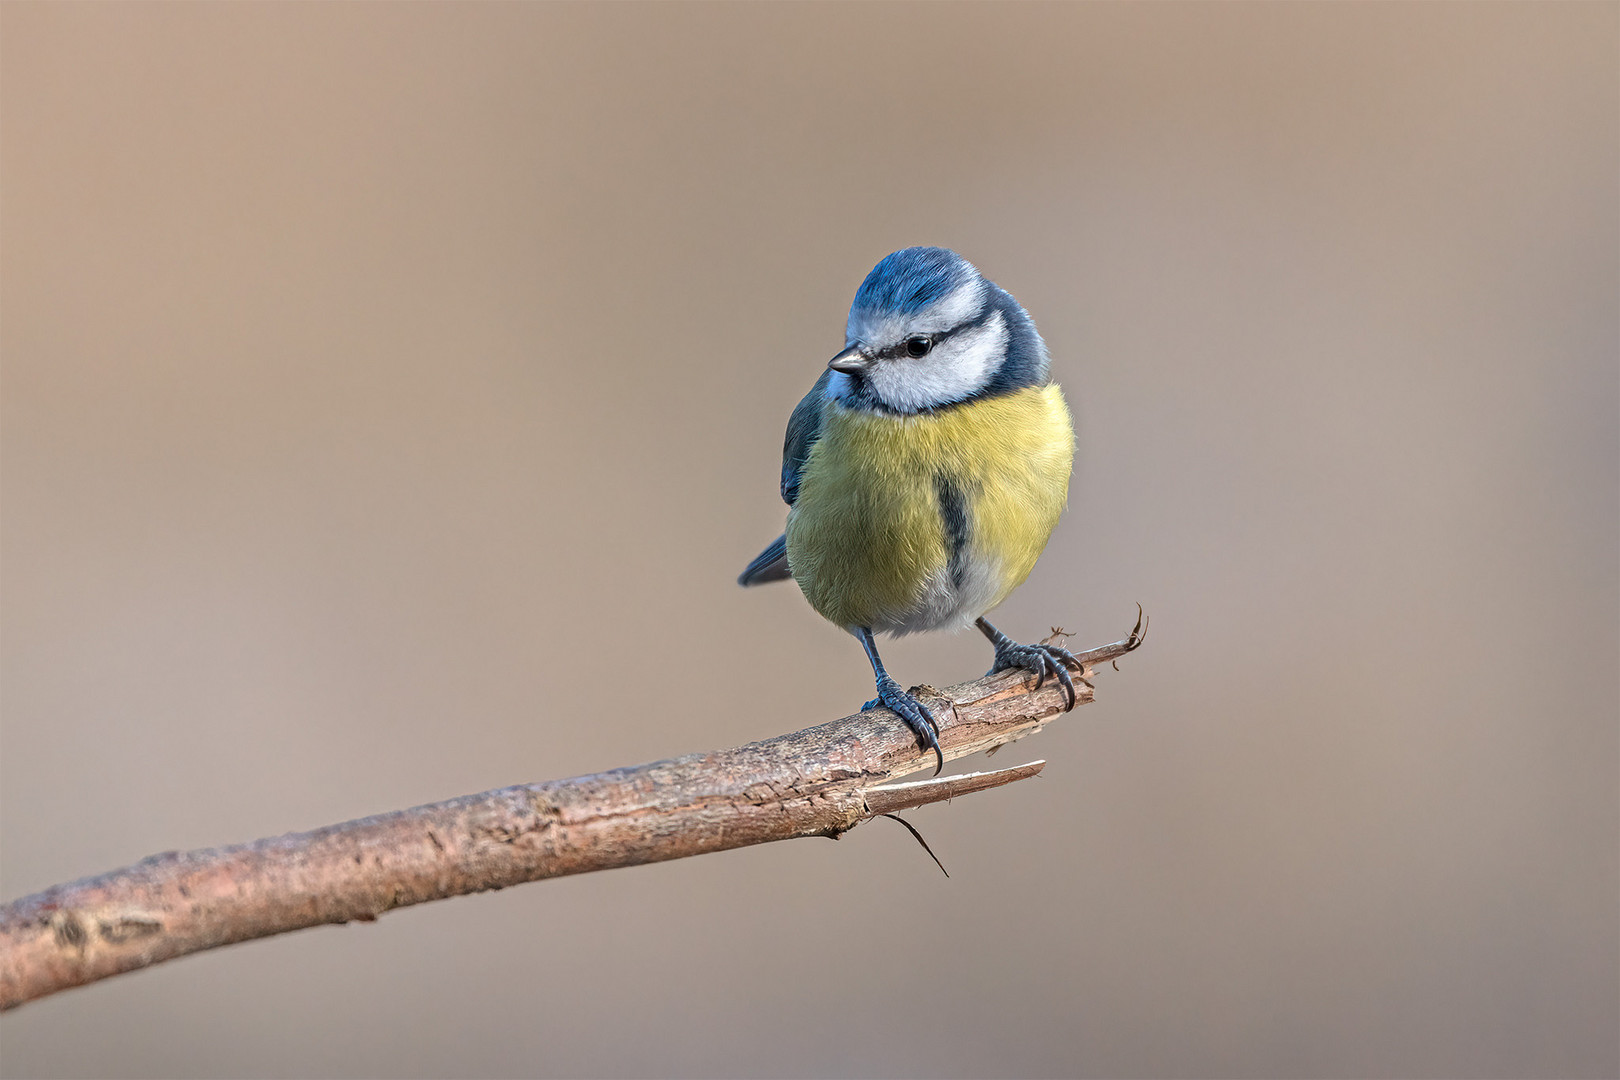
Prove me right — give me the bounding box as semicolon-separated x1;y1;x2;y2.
738;370;831;587
780;369;832;506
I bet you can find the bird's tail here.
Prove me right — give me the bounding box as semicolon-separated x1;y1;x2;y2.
738;534;792;586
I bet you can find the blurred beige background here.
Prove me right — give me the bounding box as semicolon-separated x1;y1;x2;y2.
2;3;1615;1077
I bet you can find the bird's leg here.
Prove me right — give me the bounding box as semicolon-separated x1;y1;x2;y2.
854;626;944;775
976;617;1080;710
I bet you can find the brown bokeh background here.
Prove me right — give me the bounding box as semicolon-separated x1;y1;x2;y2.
2;4;1615;1077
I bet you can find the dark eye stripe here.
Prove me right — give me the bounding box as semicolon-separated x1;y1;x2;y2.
881;300;1003;361
878;334;937;361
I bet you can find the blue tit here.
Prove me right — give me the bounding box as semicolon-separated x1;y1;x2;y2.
740;247;1079;774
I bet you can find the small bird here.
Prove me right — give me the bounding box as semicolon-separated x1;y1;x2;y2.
740;247;1080;774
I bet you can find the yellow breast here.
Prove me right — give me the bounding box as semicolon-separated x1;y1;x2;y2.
785;384;1074;632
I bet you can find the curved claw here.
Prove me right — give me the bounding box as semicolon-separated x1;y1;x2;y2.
872;675;944;775
1051;655;1077;709
990;641;1082;711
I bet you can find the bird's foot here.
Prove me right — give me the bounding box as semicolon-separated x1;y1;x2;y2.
989;639;1083;711
864;676;944;775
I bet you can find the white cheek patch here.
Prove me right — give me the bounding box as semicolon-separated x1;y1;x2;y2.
847;278;988;347
866;310;1008;413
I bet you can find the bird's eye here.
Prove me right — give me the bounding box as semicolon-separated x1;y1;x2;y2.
905;335;932;358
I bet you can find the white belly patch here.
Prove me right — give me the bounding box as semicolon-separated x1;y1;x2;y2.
871;550;1005;636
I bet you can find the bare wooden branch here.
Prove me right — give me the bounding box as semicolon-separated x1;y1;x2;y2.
0;624;1143;1011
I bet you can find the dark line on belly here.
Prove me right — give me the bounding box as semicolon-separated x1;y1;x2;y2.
936;473;970;591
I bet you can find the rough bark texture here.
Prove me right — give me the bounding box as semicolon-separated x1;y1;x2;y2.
0;624;1143;1011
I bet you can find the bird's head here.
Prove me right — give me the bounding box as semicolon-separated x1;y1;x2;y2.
826;247;1050;414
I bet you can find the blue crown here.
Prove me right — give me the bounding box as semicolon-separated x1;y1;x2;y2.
849;247;978;318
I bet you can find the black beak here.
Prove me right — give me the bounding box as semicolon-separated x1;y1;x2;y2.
827;345;871;374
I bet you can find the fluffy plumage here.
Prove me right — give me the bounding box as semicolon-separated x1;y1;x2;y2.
786;385;1072;634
